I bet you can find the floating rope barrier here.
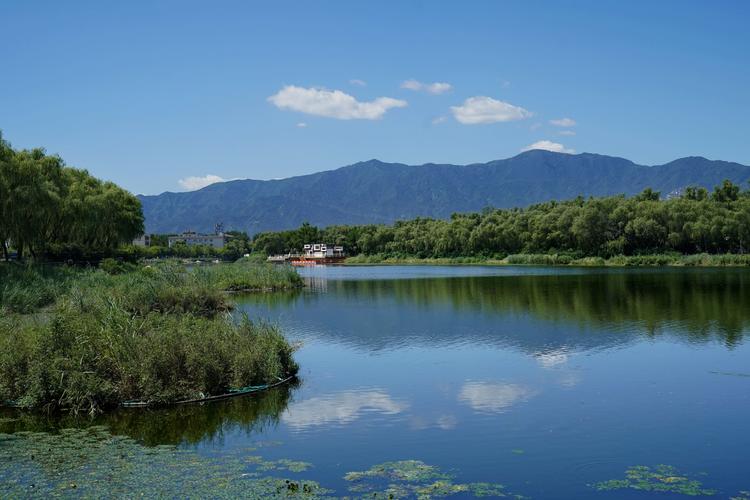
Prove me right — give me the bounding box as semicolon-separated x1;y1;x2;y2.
121;375;295;408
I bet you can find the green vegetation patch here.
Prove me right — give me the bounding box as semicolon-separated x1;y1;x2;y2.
593;465;716;496
344;460;525;498
0;426;330;498
0;263;300;413
247;457;313;473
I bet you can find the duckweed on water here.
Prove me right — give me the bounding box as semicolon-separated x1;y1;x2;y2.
593;465;716;496
344;460;526;498
0;427;330;498
729;491;750;500
245;456;313;473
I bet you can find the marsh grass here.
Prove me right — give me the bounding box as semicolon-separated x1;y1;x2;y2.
199;261;303;291
0;262;301;413
0;264;82;314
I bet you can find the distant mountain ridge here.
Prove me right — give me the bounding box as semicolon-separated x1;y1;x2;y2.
138;150;750;234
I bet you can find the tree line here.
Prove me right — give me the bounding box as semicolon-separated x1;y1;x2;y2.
0;132;144;260
252;181;750;258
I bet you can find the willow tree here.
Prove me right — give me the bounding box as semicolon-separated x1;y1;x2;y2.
0;132;144;260
0;133;13;260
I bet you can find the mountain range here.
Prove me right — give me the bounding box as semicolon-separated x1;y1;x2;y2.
138;150;750;235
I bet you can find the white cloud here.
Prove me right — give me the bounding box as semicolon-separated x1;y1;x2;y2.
521;140;575;154
458;381;535;413
178;174;226;191
431;116;447;125
549;117;576;127
296;122;308;128
401;79;453;95
451;96;532;124
268;85;407;120
350;79;367;86
558;130;576;136
282;389;407;430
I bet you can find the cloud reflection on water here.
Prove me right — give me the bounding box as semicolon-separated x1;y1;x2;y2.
282;389;407;430
458;381;536;413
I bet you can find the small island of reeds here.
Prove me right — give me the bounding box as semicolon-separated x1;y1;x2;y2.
0;261;302;414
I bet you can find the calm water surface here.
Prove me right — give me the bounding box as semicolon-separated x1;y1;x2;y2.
3;266;750;498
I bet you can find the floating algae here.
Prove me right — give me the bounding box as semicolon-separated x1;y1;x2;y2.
0;427;330;498
592;465;716;496
245;456;313;473
730;491;750;500
344;460;526;498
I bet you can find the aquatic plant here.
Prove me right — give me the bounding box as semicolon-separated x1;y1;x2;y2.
0;426;330;498
344;460;525;498
0;263;300;412
246;456;313;473
593;464;717;496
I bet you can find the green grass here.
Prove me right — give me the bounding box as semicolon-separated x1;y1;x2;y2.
0;262;301;413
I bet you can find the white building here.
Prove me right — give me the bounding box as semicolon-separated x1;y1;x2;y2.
168;231;228;249
132;234;151;247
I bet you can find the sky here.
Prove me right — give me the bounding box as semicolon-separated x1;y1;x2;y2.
1;1;748;195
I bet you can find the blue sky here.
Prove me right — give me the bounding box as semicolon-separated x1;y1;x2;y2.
1;1;748;195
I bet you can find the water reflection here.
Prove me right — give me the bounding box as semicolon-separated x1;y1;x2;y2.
238;269;750;352
0;384;296;446
458;382;536;414
282;389;407;430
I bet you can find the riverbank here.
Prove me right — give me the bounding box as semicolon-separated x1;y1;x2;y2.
344;253;750;267
0;261;301;413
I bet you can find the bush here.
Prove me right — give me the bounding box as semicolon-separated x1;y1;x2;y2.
99;258;138;275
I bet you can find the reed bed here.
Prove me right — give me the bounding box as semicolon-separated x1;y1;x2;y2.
0;262;300;413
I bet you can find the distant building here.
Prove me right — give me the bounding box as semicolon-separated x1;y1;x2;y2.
168;230;228;249
132;234;151;247
267;243;345;265
302;244;345;258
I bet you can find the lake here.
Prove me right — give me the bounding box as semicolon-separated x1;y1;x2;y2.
2;265;750;498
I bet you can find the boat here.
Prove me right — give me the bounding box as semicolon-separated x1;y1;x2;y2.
269;243;346;266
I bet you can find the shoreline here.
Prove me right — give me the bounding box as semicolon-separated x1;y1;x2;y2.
342;253;750;267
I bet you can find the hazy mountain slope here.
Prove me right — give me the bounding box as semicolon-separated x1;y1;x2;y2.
138;150;750;234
